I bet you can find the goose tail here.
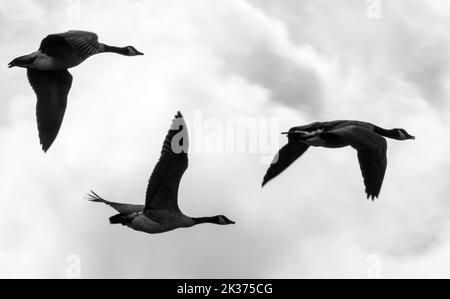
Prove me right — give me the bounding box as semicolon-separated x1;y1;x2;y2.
85;190;108;204
109;214;133;226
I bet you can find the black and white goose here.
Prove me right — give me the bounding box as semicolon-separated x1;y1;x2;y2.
262;120;415;200
87;112;235;234
8;30;143;152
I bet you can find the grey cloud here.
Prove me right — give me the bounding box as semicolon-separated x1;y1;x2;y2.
388;232;441;258
221;46;323;111
249;0;450;107
186;1;325;111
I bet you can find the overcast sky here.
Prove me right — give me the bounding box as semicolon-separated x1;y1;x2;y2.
1;0;450;278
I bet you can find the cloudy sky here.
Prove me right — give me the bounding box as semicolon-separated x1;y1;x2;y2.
1;0;450;278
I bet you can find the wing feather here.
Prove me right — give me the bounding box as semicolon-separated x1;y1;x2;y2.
144;112;189;212
40;30;100;59
262;136;309;187
27;69;73;152
326;125;387;200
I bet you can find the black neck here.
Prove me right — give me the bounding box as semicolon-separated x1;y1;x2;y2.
192;216;219;225
374;126;399;139
103;44;129;55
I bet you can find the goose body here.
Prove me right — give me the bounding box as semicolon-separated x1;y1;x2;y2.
263;120;415;200
9;30;143;152
88;112;235;234
124;211;196;234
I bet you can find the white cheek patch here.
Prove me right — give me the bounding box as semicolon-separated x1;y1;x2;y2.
399;131;407;139
219;217;227;224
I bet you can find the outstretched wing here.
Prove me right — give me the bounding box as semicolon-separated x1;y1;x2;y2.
262;135;309;187
326;125;388;200
144;112;189;212
40;30;100;59
27;69;73;152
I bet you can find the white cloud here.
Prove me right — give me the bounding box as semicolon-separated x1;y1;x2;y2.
0;0;449;278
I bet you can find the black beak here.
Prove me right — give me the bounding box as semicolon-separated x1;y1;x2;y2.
8;62;14;68
136;50;144;56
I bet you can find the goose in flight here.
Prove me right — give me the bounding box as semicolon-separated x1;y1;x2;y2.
8;30;143;152
87;112;235;234
262;120;415;200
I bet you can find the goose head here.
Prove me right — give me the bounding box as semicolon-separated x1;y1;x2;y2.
125;46;144;56
8;52;39;68
395;128;415;140
212;215;236;225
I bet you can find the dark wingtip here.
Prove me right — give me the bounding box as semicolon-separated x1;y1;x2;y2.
41;144;50;153
176;111;183;118
8;63;13;68
367;194;378;201
40;137;55;153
